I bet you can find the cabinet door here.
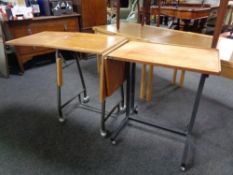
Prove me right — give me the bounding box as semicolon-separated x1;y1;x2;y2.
73;0;107;29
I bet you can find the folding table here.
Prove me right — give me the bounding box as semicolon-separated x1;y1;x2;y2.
104;41;220;171
6;31;128;136
94;22;213;101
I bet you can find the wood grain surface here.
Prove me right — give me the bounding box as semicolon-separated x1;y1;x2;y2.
93;22;213;48
109;41;221;75
6;31;127;54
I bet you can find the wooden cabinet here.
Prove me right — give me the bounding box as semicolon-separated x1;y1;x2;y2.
73;0;107;31
5;14;80;73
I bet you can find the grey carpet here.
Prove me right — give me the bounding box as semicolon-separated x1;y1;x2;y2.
0;57;233;175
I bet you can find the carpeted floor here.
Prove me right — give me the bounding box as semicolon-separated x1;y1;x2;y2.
0;57;233;175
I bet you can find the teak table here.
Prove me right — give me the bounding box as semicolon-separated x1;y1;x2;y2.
93;22;213;101
150;5;211;31
105;41;220;171
6;31;128;137
150;5;210;20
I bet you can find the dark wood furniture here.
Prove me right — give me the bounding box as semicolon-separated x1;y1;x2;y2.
150;5;211;31
150;6;210;20
4;14;80;73
73;0;107;32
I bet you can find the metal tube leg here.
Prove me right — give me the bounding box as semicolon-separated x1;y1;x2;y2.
131;63;137;114
57;86;65;123
74;53;90;103
120;85;126;112
180;74;208;171
56;50;65;123
100;100;108;137
126;63;132;116
110;62;131;143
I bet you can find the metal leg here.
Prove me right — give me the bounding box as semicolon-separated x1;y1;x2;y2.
180;74;208;171
57;86;65;123
100;101;108;137
100;86;126;138
120;85;126;113
131;63;136;113
109;64;209;170
56;50;65;123
111;62;132;143
74;53;90;103
126;62;132;116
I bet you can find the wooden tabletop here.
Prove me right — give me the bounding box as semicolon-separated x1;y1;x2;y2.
93;22;212;48
108;41;221;75
6;31;127;54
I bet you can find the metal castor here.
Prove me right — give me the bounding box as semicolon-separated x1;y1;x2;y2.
119;105;126;113
180;164;187;172
58;117;66;123
111;139;117;145
133;106;138;114
83;96;90;103
100;129;108;138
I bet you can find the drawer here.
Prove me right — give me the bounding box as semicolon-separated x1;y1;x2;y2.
7;22;38;55
30;17;79;33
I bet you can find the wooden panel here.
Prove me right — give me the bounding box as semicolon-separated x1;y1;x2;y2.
221;61;233;79
108;41;220;75
104;59;126;96
31;17;79;33
73;0;107;29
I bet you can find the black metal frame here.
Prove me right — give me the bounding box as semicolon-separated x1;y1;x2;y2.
100;85;126;137
56;49;125;137
110;62;209;171
56;49;90;123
